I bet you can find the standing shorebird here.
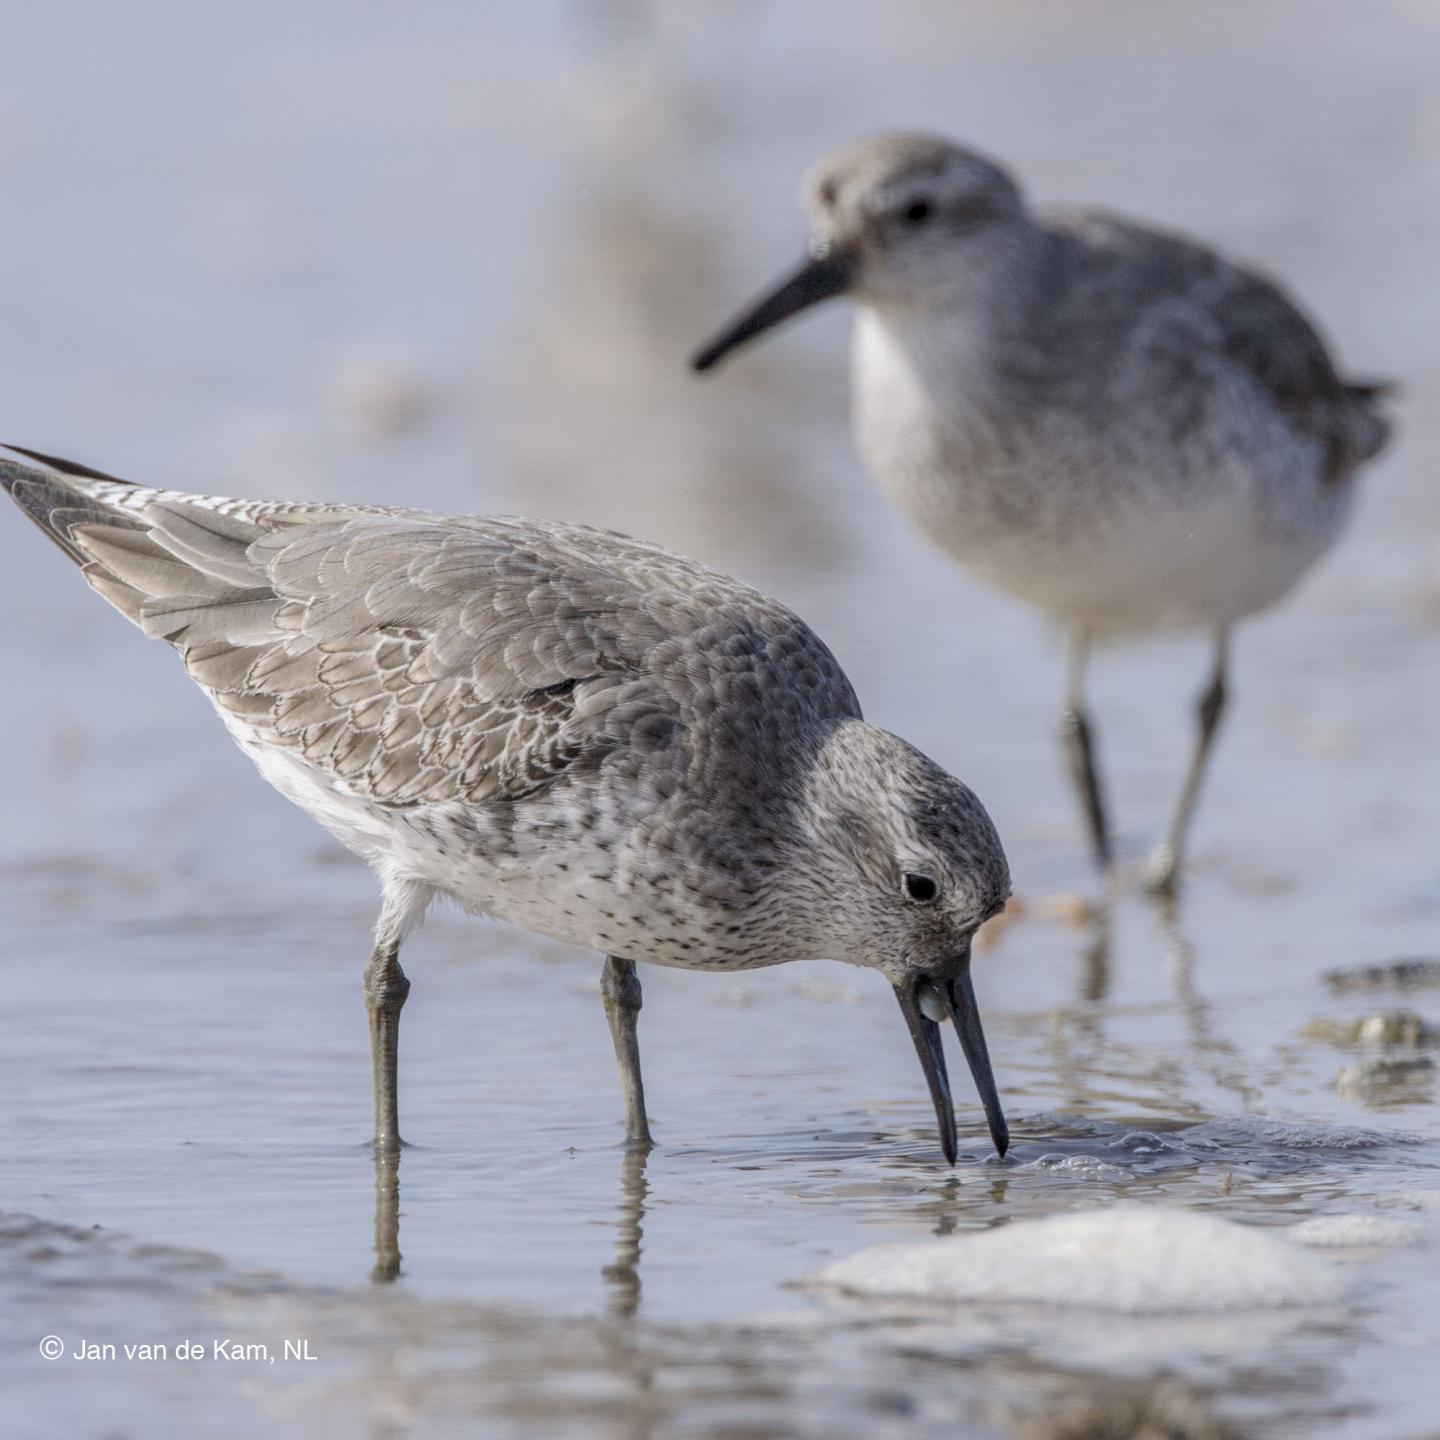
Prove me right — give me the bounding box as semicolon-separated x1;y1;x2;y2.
692;132;1391;893
3;446;1012;1163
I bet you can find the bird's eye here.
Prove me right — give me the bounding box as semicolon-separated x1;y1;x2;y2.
904;873;939;903
818;178;838;206
902;197;934;225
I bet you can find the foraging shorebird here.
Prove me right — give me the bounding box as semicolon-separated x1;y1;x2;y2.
3;446;1011;1163
692;132;1391;893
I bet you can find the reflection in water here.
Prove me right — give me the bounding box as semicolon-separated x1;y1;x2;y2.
928;1175;963;1236
372;1147;402;1285
1079;899;1113;1004
1021;882;1264;1123
602;1145;650;1319
598;1146;659;1440
368;1138;649;1308
1154;898;1257;1114
1041;906;1115;1115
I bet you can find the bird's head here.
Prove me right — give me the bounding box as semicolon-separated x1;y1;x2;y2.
788;719;1012;1162
691;132;1028;371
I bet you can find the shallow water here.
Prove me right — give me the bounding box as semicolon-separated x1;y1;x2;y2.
3;3;1440;1437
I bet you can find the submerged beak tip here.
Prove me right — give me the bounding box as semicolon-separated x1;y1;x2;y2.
895;980;961;1168
895;963;1010;1165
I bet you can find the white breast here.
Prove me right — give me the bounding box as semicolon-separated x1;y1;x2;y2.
851;310;1352;635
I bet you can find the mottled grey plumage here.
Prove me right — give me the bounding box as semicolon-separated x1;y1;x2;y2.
692;131;1392;892
3;446;1011;1163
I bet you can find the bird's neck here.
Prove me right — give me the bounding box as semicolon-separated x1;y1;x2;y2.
852;223;1055;415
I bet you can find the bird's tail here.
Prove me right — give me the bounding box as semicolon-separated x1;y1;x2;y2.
1;445;144;560
1;446;173;629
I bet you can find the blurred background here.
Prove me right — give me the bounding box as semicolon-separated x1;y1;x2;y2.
2;3;1438;1438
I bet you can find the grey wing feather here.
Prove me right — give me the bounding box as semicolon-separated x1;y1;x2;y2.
1202;265;1392;482
2;455;669;807
145;501;273;585
1046;212;1394;484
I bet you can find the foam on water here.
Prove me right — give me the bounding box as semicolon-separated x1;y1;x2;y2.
1289;1214;1422;1247
993;1113;1426;1184
815;1206;1347;1312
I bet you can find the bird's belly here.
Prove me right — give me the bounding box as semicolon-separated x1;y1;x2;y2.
924;471;1346;634
447;866;768;972
215;718;777;970
857;382;1351;635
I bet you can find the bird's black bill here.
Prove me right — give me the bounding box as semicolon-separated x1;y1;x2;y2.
896;980;958;1165
691;251;851;372
949;964;1009;1159
894;961;1009;1164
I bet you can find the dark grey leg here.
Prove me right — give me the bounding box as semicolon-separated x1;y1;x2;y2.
1059;629;1113;871
1147;626;1231;896
363;939;411;1152
602;956;653;1149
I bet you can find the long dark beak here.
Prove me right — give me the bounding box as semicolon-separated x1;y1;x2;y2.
894;958;1009;1164
691;250;851;372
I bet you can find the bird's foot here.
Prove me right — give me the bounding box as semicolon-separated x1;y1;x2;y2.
1142;844;1181;899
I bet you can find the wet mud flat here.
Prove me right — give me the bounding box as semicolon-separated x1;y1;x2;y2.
7;862;1440;1440
5;1097;1440;1439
